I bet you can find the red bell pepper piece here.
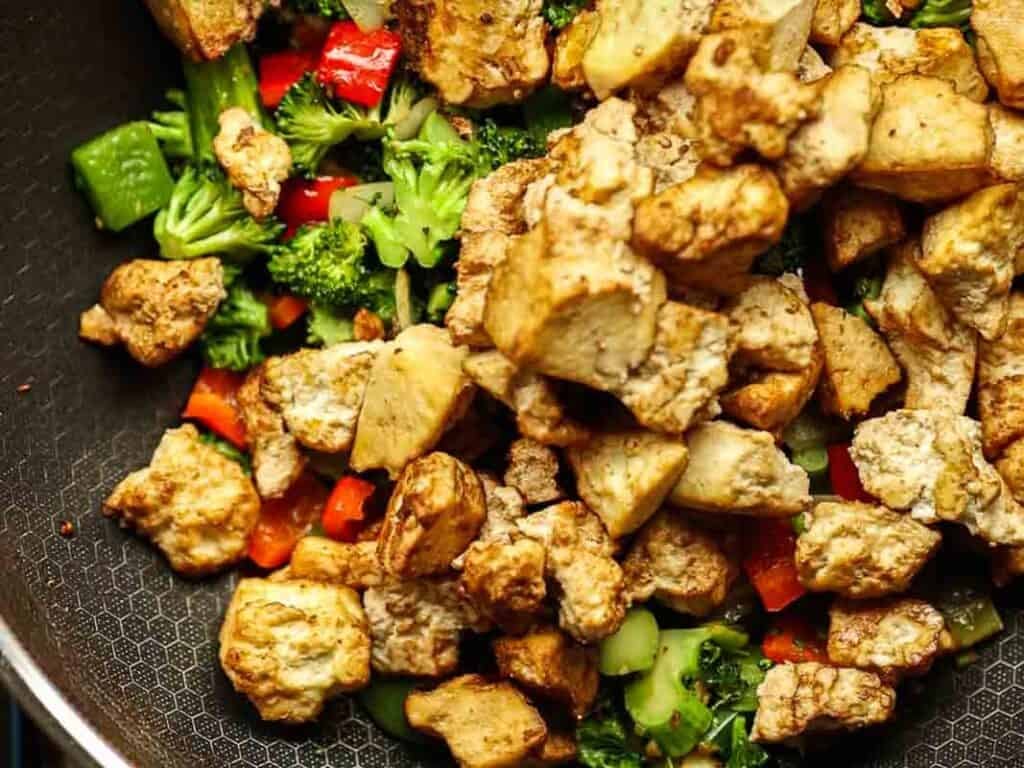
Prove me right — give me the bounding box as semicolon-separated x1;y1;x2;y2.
267;294;309;330
827;443;873;502
181;367;247;449
322;476;376;542
762;612;829;664
742;518;807;613
316;21;402;108
277;175;357;237
259;49;318;109
248;473;328;569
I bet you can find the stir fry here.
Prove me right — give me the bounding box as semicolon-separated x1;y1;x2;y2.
71;0;1024;765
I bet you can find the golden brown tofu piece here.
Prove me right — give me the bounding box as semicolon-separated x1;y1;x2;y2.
633;165;790;296
710;0;818;73
213;107;292;220
865;241;977;415
852;75;993;203
614;302;735;434
79;258;225;367
395;0;550;108
378;452;486;578
104;425;259;576
567;430;689;539
582;0;715;99
351;325;473;477
796;501;941;598
518;502;627;643
505;438;564;506
827;598;945;679
988;105;1024;182
237;364;305;500
797;46;833;83
972;0;1024;109
726;277;818;372
811;303;901;419
460;538;548;634
851;409;1024;545
552;10;597;91
997;438;1024;505
289;538;386;590
978;293;1024;458
822;186;905;271
493;627;600;718
750;663;896;743
810;0;859;46
523;732;579;767
406;675;548;768
219;578;370;724
669;421;811;516
684;28;823;165
623;510;739;616
830;24;988;102
143;0;272;61
776;65;881;210
917;183;1024;341
721;359;822;435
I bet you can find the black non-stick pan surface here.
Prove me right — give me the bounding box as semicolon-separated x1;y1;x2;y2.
1;3;1024;766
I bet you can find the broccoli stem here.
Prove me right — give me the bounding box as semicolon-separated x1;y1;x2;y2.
599;608;660;676
183;45;264;164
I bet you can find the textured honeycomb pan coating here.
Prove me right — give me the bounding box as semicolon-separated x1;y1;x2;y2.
0;2;1022;767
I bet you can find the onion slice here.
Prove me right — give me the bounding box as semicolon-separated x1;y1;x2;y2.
341;0;391;31
391;97;439;141
394;268;413;332
329;182;395;224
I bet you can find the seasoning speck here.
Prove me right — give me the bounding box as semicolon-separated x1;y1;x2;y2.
16;383;31;394
59;520;75;538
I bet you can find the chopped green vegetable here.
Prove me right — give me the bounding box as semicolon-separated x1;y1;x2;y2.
306;302;355;346
523;85;574;143
698;640;769;714
363;111;487;268
289;0;349;18
754;216;813;276
183;44;264;164
599;608;660;676
577;695;645;768
200;280;271;372
71;122;175;232
862;0;898;24
936;585;1004;649
154;167;285;261
791;446;829;480
724;715;770;768
790;513;807;536
425;282;457;323
476;120;545;170
148;89;194;162
275;74;386;176
268;219;397;315
198;430;251;473
358;679;426;743
910;0;972;27
543;0;589;29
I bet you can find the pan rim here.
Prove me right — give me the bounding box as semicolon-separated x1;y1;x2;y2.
0;614;130;768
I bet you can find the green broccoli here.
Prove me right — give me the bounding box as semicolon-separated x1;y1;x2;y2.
426;281;456;323
198;430;252;473
200;280;271;372
289;0;349;17
183;44;264;164
268;219;398;312
543;0;589;29
861;0;898;24
476;120;545;170
523;85;574;143
363;111;487;269
306;302;355;346
276;74;387;176
148;89;193;162
910;0;972;27
577;691;644;768
154;167;285;261
754;217;814;276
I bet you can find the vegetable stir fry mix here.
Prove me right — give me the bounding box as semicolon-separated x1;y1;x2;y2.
71;0;1024;765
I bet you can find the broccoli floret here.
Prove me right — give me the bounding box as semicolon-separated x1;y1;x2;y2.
268;219;397;312
754;217;813;276
200;280;271;372
289;0;349;17
426;281;456;323
306;302;355;346
154;167;285;261
183;45;263;164
363;111;487;269
523;85;574;142
148;89;193;162
476;120;545;170
543;0;589;29
383;75;427;132
861;0;898;24
276;74;386;176
910;0;972;27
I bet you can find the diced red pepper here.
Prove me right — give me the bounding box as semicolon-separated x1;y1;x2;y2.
742;518;808;613
827;443;873;502
322;476;376;542
316;21;402;108
248;473;328;569
803;257;838;305
277;175;358;236
267;294;309;330
181;367;247;449
259;49;318;109
762;611;829;664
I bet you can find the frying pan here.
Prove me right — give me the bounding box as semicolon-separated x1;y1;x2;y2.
1;2;1023;766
